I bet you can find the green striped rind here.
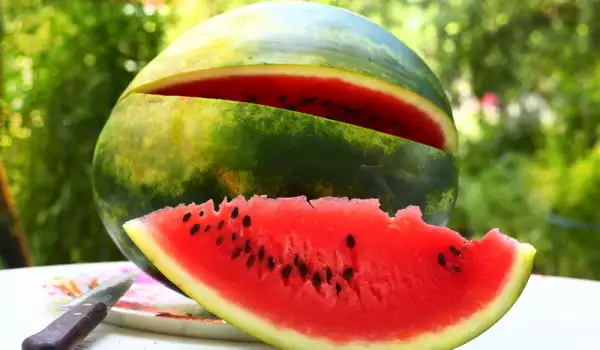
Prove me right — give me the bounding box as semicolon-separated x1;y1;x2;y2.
92;93;458;292
123;216;535;349
119;1;457;152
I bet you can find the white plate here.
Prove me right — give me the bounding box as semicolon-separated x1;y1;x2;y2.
43;262;258;342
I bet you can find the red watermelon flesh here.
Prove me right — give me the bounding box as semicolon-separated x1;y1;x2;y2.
152;74;447;151
123;196;535;348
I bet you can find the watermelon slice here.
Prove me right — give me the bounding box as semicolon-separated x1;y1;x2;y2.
151;71;451;152
123;196;535;349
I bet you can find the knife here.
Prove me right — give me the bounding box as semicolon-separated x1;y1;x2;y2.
22;271;138;350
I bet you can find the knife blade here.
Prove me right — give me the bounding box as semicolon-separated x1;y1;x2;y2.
22;271;138;350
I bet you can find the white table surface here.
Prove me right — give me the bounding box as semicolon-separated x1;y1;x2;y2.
1;262;599;349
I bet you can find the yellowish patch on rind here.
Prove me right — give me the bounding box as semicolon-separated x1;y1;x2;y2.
213;169;251;195
424;189;458;217
123;218;535;350
94;95;225;198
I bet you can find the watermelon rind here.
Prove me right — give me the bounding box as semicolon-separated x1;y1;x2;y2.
122;216;536;350
119;1;458;153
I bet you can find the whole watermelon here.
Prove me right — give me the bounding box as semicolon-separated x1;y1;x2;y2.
92;1;459;293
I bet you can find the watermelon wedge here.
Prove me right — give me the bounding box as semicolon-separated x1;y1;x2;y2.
123;196;535;349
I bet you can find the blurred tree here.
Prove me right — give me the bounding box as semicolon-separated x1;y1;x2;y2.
430;0;600;279
2;0;168;265
0;162;32;267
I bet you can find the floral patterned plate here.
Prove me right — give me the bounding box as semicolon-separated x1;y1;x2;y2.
43;262;258;342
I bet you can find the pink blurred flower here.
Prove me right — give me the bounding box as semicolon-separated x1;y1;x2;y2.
481;92;500;107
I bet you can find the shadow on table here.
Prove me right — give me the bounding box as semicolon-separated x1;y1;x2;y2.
81;323;274;349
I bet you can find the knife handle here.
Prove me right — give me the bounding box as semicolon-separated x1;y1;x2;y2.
22;301;107;350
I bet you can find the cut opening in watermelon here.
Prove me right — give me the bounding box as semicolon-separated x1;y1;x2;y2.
136;66;456;153
123;195;535;349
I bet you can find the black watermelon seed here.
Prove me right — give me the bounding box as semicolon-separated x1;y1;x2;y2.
242;215;251;228
311;273;322;288
325;267;333;283
300;97;318;106
369;114;377;122
244;240;252;253
231;207;239;219
298;263;309;278
286;104;296;111
246;255;255;267
190;224;201;236
321;100;331;107
335;283;342;296
217;220;224;229
231;248;243;259
281;265;293;279
216;236;223;246
182;212;191;222
232;232;238;241
437;253;446;267
347;108;362;115
454;266;461;273
388;121;398;128
343;267;354;281
267;257;276;270
294;255;300;266
258;246;265;260
278;95;287;102
449;246;461;256
246;94;257;103
204;225;211;232
199;210;204;217
346;234;356;248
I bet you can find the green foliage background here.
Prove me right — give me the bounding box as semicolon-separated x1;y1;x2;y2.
2;0;600;280
1;0;167;264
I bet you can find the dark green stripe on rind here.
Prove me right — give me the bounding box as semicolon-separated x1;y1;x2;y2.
92;93;458;293
120;2;456;148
